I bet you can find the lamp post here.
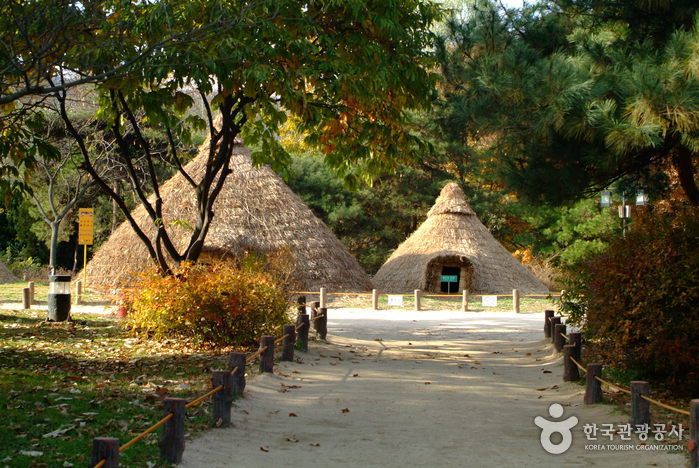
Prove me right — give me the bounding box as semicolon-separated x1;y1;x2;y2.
600;189;646;237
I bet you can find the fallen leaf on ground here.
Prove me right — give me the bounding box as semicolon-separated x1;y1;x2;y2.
286;436;299;443
536;387;548;391
525;353;532;356
309;443;320;447
542;370;552;374
424;382;431;385
341;408;350;413
352;373;359;377
260;446;269;452
288;413;297;417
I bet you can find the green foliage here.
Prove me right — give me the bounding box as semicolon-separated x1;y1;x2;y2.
433;0;699;205
560;202;699;394
124;260;290;346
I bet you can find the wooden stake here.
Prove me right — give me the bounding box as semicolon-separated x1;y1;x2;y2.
549;316;561;344
22;287;31;310
462;290;468;312
513;289;520;314
281;324;295;361
317;307;328;340
553;324;566;353
372;289;379;311
90;437;119;468
296;313;309;352
414;289;421;311
259;336;275;373
563;345;578;381
158;398;186;464
211;370;233;427
227;352;246;396
584;363;603;404
543;310;554;338
630;381;651;426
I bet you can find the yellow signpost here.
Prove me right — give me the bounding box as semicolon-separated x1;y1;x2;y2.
78;208;94;287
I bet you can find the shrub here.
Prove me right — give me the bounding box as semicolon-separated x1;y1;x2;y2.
559;201;699;395
123;258;291;346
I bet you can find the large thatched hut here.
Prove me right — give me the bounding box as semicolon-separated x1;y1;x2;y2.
0;261;18;284
372;183;548;294
86;144;372;292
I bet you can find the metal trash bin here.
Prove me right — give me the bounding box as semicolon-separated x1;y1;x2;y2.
48;275;71;321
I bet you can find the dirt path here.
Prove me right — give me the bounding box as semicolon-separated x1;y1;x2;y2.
180;309;685;467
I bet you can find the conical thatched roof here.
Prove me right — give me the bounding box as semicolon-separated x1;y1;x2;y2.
0;261;18;284
372;183;548;294
86;144;372;292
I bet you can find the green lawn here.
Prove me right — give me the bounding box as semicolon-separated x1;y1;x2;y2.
0;310;251;468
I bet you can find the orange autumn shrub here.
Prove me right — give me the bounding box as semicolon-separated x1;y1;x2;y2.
123;259;290;346
561;201;698;395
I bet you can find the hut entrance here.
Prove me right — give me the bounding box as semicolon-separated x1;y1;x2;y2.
425;255;473;293
440;266;460;293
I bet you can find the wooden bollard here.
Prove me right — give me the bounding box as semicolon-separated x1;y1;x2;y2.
317;307;328;340
563;345;579;381
462;290;468;312
259;336;275;373
414;289;421;311
159;398;186;464
690;399;698;468
297;295;306;306
372;289;379;311
296;313;309;352
211;370;233;427
553;324;566;353
227;352;246;396
630;381;651;426
319;287;327;309
569;332;582;363
584;363;603;404
311;301;320;331
28;281;35;305
512;289;520;314
281;324;296;361
543;310;555;337
549;316;561;344
75;280;83;305
89;437;119;468
297;304;306;316
22;287;31;309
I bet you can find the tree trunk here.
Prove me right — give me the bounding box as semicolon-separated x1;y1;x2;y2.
111;178;121;233
49;221;59;275
672;145;699;206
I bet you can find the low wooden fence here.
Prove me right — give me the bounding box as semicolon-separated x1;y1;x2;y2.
544;310;699;467
88;297;326;468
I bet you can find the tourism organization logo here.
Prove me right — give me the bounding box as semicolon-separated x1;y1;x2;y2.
534;403;579;454
535;403;687;455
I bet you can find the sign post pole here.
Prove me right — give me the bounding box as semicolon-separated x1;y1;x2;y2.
78;208;94;289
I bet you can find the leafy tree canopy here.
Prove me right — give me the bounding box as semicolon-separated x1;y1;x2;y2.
434;0;699;205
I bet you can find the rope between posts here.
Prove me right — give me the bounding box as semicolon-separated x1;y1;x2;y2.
594;375;632;395
570;356;586;373
185;385;224;409
274;334;290;345
246;346;268;363
640;394;691;416
230;366;239;377
119;413;174;452
560;332;570;341
94;460;105;468
312;314;326;321
295;321;307;331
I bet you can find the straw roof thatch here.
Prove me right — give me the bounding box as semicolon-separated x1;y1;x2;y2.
372;183;548;294
85;144;372;292
0;261;18;284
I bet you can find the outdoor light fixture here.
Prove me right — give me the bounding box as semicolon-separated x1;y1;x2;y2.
636;191;648;206
600;190;612;207
48;275;71;321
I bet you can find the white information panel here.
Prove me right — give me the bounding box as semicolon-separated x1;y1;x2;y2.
387;295;404;306
482;295;498;307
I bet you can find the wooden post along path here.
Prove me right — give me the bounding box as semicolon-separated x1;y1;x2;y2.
281;324;296;361
461;290;468;312
90;438;119;468
296;313;309;352
227;352;246;396
584;363;603;404
512;289;520;314
159;398;186;463
543;310;554;338
372;289;379;310
259;336;275;373
211;370;233;427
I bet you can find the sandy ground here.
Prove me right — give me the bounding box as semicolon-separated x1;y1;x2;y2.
180;309;686;467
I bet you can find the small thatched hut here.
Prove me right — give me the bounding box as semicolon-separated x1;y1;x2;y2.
0;261;18;284
86;144;372;292
372;183;548;294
